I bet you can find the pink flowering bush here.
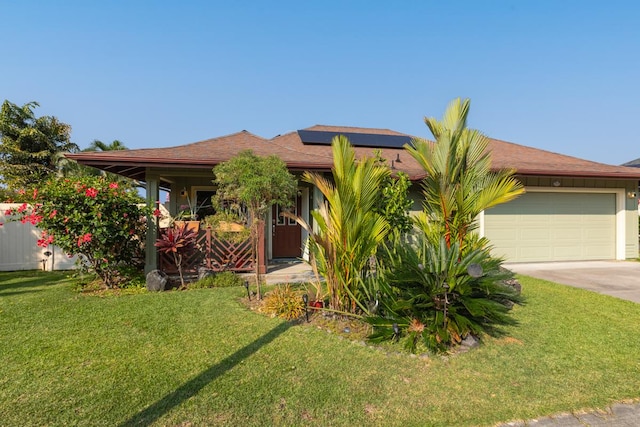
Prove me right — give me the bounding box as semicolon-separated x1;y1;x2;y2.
4;176;150;288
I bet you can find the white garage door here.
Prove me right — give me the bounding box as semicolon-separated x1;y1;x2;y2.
484;192;616;262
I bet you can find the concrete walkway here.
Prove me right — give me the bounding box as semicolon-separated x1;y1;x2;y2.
497;401;640;426
264;260;315;284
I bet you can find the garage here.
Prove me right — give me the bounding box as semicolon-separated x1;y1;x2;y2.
483;191;617;262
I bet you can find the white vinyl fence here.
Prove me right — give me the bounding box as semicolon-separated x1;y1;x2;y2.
0;203;77;271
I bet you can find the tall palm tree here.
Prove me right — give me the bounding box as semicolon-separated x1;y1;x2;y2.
405;98;524;250
290;136;390;314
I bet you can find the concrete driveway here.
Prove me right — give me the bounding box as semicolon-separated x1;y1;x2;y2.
505;261;640;303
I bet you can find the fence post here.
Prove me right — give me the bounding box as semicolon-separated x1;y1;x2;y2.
257;220;266;274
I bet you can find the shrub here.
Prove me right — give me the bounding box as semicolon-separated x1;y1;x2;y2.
367;237;523;353
155;224;199;289
3;176;149;288
262;284;306;320
189;271;244;289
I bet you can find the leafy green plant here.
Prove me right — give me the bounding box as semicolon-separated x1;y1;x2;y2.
212;150;298;299
154;224;199;289
189;271;244;289
368;237;523;353
3;176;148;288
0;100;78;190
289;136;390;315
261;284;306;320
406;98;524;251
203;210;250;243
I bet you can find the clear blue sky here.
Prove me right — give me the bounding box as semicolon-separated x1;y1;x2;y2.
2;0;639;165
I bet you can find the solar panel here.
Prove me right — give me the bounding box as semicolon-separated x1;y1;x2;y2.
297;130;411;149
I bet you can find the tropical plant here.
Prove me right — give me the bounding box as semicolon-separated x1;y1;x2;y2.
376;170;414;239
262;284;306;320
0;100;78;190
368;236;523;353
289;136;390;315
2;176;148;288
405;98;524;251
154;223;199;289
212;150;298;299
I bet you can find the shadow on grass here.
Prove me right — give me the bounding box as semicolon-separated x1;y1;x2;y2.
0;273;59;293
119;321;291;427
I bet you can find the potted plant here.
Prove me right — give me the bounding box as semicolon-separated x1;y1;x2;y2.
203;210;250;243
174;193;208;232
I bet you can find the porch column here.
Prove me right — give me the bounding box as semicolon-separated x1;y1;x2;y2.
145;172;160;274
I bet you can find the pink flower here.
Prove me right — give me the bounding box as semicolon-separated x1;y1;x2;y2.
109;182;119;189
17;189;25;195
153;209;161;217
4;209;12;215
32;188;38;200
85;188;98;198
37;233;54;247
17;203;27;213
77;233;92;247
49;210;57;218
123;213;128;218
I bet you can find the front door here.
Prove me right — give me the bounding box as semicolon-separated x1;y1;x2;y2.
272;195;302;258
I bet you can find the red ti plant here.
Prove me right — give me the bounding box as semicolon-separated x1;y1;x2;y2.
154;223;198;289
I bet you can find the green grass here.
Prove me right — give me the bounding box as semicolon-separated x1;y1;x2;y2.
1;271;640;426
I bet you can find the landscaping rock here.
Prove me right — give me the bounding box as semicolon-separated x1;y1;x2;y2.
198;267;214;280
146;270;168;292
461;334;479;348
499;267;522;294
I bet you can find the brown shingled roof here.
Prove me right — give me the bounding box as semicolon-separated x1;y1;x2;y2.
66;125;640;183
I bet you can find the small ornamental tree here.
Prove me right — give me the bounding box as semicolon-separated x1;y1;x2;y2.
213;150;298;299
3;176;149;288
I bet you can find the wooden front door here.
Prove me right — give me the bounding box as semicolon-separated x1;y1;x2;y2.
272;195;302;258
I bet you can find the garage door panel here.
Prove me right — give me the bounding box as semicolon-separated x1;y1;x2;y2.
485;192;616;262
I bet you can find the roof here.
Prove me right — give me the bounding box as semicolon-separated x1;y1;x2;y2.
623;157;640;168
66;125;640;184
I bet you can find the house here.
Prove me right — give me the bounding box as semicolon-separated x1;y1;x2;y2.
67;125;640;271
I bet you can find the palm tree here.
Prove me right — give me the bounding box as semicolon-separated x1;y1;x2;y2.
290;136;390;314
86;139;127;152
405;98;524;250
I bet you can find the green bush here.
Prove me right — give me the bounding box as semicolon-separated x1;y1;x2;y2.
367;237;523;353
189;271;244;289
3;176;149;288
262;284;306;321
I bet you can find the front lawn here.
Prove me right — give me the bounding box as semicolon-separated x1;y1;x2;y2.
1;271;639;426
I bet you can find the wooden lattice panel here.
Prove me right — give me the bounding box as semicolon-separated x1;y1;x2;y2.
158;228;254;274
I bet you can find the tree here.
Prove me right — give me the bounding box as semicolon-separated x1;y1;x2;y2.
0;100;78;190
291;136;390;314
3;176;149;288
86;139;127;152
212;150;298;298
405;98;524;251
366;98;525;353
